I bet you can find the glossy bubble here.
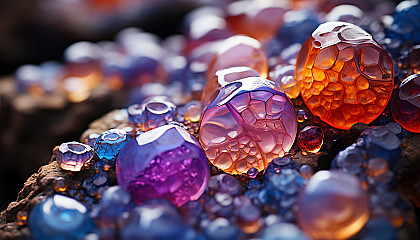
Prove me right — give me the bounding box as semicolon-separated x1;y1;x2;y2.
295;22;394;130
391;74;420;133
116;125;209;207
56;142;93;171
200;77;297;174
28;195;94;240
297;170;370;240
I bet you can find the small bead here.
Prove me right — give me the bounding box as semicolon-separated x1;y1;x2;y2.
53;177;67;192
247;167;258;178
56;142;93;171
184;101;203;123
94;129;130;161
139;96;177;131
16;211;28;226
299;165;314;180
297;109;308;123
298;126;323;153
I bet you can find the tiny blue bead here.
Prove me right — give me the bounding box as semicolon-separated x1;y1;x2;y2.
94;129;130;161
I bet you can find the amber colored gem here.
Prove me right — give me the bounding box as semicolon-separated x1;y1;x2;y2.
391;74;420;133
295;22;394;130
16;211;28;226
297;170;370;240
202;66;260;108
206;35;268;83
297;126;323;153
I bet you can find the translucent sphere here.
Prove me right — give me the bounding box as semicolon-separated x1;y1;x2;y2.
200;77;297;174
28;195;94;240
297;126;324;153
295;22;394;129
116;125;209;207
56;142;93;171
297;170;370;240
391;74;420;133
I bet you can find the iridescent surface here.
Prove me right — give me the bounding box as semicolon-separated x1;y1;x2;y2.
297;170;370;240
206;35;268;82
116;125;209;207
200;77;297;174
202;66;260;108
28;195;94;240
56;141;93;171
391;74;420;133
295;22;394;129
297;126;324;153
94;129;130;161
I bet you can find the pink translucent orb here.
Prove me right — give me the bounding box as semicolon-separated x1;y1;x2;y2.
56;142;93;171
391;74;420;133
297;170;370;240
116;125;210;207
199;77;297;174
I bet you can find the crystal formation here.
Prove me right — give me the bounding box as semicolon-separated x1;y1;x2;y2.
200;77;297;174
295;21;394;129
391;74;420;133
116;125;210;207
56;141;93;171
94;129;130;161
28;195;94;240
296;170;370;240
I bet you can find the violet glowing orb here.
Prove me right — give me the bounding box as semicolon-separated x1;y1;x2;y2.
199;77;297;174
116;125;210;207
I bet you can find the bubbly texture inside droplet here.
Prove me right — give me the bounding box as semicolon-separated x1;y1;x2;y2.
295;22;394;130
200;78;296;174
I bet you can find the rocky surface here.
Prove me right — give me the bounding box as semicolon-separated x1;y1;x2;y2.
0;106;419;239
